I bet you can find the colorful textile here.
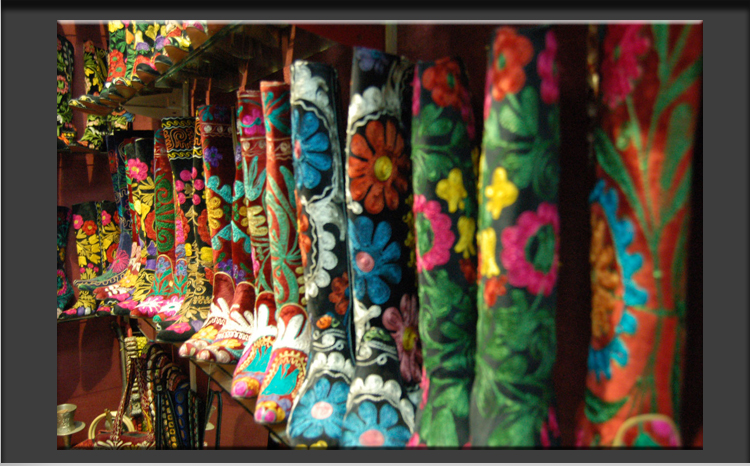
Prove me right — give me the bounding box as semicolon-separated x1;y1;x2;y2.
57;34;74;138
57;206;74;316
469;26;562;447
576;23;702;448
339;47;418;448
181;105;238;358
285;61;354;449
253;81;310;426
231;90;277;398
79;41;109;150
157;115;214;341
61;202;103;318
407;56;478;448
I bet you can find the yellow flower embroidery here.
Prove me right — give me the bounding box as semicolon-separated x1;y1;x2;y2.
200;247;213;265
436;168;468;213
485;167;518;219
455;216;477;258
207;196;223;232
108;21;124;33
478;227;501;278
145;23;160;41
247;205;268;237
184;243;193;257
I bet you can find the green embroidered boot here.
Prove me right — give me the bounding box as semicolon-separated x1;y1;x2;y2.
57;206;75;318
60;202;104;319
77;40;109;151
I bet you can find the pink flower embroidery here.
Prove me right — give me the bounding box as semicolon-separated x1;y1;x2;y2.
241;107;265;137
383;293;422;384
180;170;192;182
174;180;185;192
194;179;204;190
412;71;421;117
101;210;111;226
500;202;559;297
537;30;560;105
72;214;83;230
126;158;148;182
193;194;201;205
601;24;650;109
177;192;186;205
413;194;455;274
166;321;192;334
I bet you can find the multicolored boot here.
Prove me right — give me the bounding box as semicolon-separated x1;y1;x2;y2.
230;90;278;397
252;81;310;426
336;47;418;448
133;128;185;317
406;56;478;448
285;61;355;449
78;40;109;150
57;207;75;317
575;23;702;448
60;202;104;318
180;104;239;358
468;26;561;448
156;115;214;341
57;34;75;142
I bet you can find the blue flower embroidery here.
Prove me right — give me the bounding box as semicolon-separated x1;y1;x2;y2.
341;401;411;447
348;217;402;305
289;378;349;440
355;47;389;74
292;109;332;190
587;179;648;382
203;146;222;168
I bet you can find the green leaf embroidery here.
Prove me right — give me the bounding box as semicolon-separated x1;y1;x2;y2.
594;128;648;230
584;388;628;424
659;166;691;229
654;56;702;118
660;102;694;194
431;408;459;446
652;24;670;82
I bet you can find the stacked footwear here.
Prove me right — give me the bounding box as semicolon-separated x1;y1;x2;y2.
57;207;75;317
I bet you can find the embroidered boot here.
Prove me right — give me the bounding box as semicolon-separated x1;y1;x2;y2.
575;23;702;448
91;138;148;306
285;61;355;449
157;115;215;342
57;34;75;142
74;131;151;290
191;103;259;362
112;137;159;314
57;207;75;317
180;104;239;357
468;26;562;448
77;40;110;151
230;90;278;396
339;47;418;448
405;57;478;448
133;128;185;317
60;202;104;319
251;81;310;426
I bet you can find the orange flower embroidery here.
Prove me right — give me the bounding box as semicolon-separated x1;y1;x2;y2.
296;200;311;269
348;119;410;214
328;273;349;316
491;27;534;102
422;57;466;110
82;220;98;236
316;315;332;330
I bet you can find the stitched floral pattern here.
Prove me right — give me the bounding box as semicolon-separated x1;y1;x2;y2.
576;24;702;447
285;61;355;448
340;47;418;448
254;81;310;426
407;57;477;448
469;26;561;448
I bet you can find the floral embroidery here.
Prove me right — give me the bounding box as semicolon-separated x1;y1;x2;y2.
483;275;508;307
348;217;402;306
203;146;222;167
491;27;533;102
477;227;501;278
500;202;559;297
355;48;389;74
329;273;350;316
341;402;412;447
485;167;518;220
82;220;98;236
292;109;332;190
538;30;560;105
349;119;410;215
413;194;455;273
422;57;468;111
435;168;468;213
383;294;422;383
600;24;650;109
289;378;349;439
454;216;477;259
